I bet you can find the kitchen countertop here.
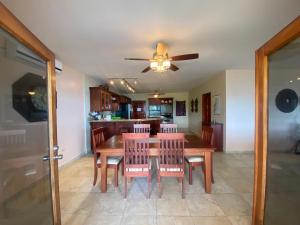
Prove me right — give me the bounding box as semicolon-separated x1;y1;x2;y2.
89;118;160;123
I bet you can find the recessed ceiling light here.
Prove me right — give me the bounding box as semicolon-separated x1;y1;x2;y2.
297;77;300;80
289;80;293;83
109;80;114;85
134;80;137;85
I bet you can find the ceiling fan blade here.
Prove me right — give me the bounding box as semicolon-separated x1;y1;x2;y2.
142;66;151;73
171;53;199;61
170;64;179;71
124;58;149;61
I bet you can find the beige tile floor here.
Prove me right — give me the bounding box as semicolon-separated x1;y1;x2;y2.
59;152;254;225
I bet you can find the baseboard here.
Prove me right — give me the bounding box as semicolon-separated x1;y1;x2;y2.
58;153;85;169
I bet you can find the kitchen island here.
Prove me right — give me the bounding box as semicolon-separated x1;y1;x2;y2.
90;118;161;141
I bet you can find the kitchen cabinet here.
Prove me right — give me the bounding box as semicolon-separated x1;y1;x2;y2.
90;87;112;112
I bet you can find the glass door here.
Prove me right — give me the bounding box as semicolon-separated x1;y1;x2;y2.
253;16;300;225
264;37;300;225
0;27;58;225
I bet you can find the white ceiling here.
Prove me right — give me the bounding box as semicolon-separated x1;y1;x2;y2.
2;0;300;93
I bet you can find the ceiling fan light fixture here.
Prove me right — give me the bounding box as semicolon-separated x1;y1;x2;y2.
150;60;171;72
163;60;171;68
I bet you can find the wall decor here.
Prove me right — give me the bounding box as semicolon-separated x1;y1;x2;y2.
176;101;186;116
190;99;194;112
275;89;298;113
213;95;221;115
12;73;48;122
194;98;198;112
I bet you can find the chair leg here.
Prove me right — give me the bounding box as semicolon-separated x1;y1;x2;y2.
211;156;215;183
147;174;151;199
93;164;98;186
189;164;193;185
121;160;124;176
158;174;162;198
182;177;185;199
202;164;207;187
124;176;127;199
114;166;118;187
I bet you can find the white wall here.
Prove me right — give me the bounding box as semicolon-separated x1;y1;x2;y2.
126;92;189;130
225;70;255;152
188;70;255;152
84;76;102;153
56;65;86;166
188;72;226;137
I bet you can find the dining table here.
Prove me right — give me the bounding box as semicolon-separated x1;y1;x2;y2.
96;134;215;193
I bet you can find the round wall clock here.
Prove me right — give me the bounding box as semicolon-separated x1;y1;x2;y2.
275;89;298;113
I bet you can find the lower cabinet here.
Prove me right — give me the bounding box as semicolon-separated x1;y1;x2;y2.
90;120;160;147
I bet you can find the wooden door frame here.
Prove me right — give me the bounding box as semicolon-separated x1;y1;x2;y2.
202;92;211;126
253;16;300;225
0;3;61;225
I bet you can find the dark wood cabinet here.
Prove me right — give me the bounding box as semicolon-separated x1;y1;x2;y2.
90;119;160;142
90;87;112;112
203;123;223;152
132;101;146;119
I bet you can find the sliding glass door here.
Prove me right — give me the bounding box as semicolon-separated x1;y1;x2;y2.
0;3;61;225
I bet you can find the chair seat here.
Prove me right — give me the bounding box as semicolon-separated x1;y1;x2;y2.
97;156;122;165
156;159;184;172
185;156;204;163
126;167;149;172
159;167;183;172
125;160;152;172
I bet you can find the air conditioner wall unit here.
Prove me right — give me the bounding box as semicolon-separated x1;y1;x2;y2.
7;41;63;74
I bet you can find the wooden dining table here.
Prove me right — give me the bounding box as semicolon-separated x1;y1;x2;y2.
96;134;215;193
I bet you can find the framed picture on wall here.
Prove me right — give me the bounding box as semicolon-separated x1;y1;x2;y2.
213;95;221;115
190;99;194;112
194;98;198;112
176;101;186;116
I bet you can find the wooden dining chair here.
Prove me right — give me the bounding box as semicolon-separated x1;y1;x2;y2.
92;127;123;187
185;126;214;185
123;133;151;198
160;123;178;133
157;133;185;198
133;123;150;133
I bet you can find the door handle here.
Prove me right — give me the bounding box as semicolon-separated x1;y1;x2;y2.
43;154;63;161
43;145;63;161
54;154;63;160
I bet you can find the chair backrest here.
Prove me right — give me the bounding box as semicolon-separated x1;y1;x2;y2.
91;127;105;152
0;129;26;146
133;123;150;133
160;124;178;133
201;126;214;146
157;133;185;167
123;133;150;166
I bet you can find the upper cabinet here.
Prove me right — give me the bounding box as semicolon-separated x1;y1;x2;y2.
90;86;131;112
90;87;112;112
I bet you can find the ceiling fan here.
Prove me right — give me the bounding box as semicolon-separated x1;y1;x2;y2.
148;90;165;98
125;42;199;73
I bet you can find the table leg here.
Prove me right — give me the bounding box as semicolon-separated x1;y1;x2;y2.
204;152;212;193
100;154;108;192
